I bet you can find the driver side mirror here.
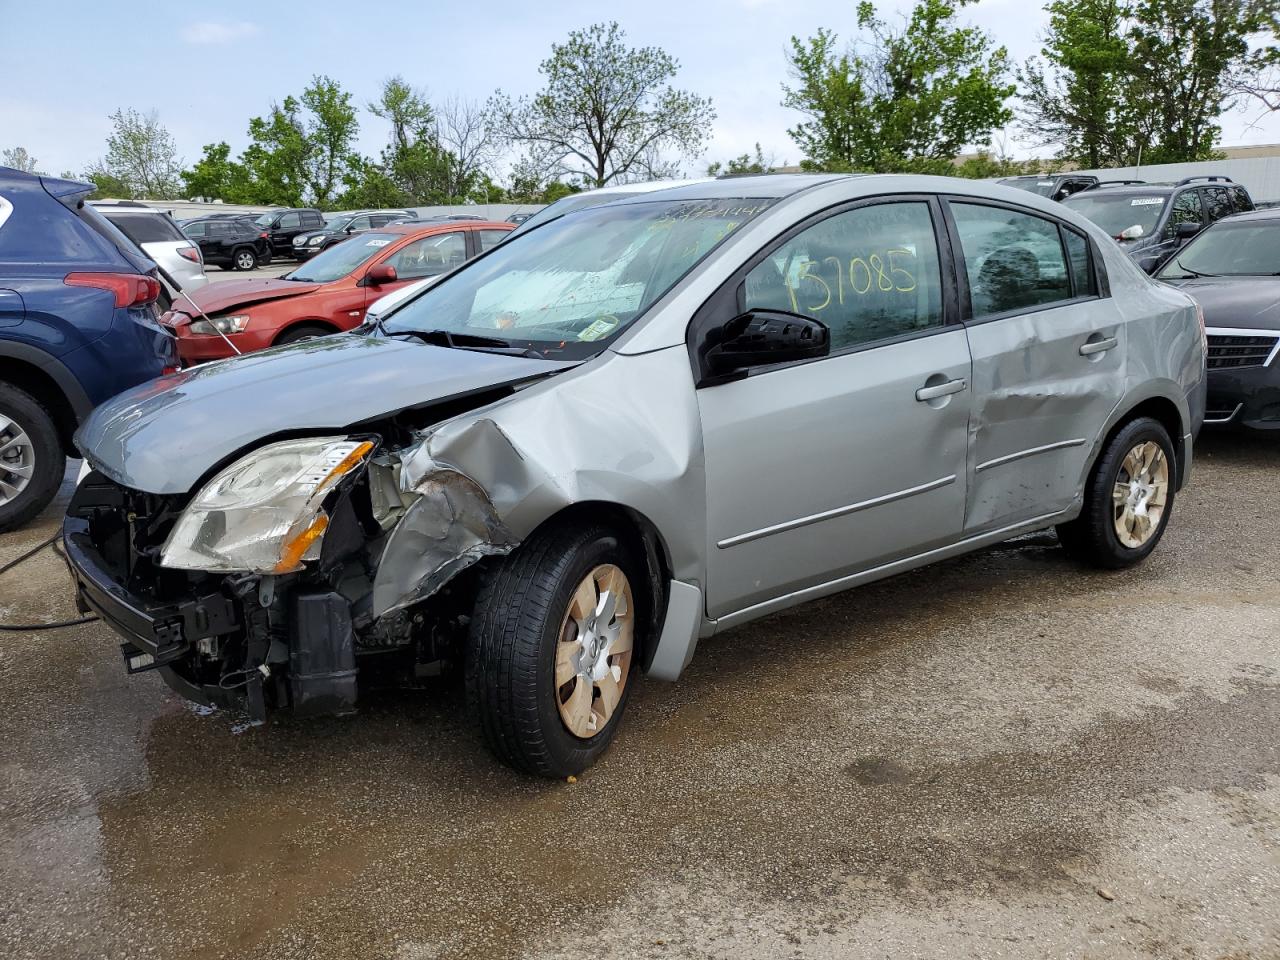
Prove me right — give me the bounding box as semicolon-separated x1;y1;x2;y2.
704;309;829;380
1175;221;1202;241
366;263;398;285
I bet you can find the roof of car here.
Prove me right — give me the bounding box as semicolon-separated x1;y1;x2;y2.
1212;206;1280;224
1065;183;1180;199
380;221;513;236
609;173;850;204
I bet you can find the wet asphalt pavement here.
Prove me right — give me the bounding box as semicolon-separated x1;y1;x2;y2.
1;436;1277;960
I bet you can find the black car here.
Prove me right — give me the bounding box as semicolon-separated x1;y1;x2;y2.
291;210;413;259
1063;176;1255;273
252;207;326;258
997;173;1099;201
1157;207;1280;431
183;217;272;271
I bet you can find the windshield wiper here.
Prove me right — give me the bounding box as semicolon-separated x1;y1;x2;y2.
1170;259;1216;279
400;329;546;358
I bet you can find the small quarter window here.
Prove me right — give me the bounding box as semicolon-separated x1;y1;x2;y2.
742;201;943;351
950;203;1072;319
1229;185;1254;213
1062;228;1096;298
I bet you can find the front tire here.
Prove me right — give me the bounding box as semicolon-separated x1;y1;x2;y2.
467;522;641;777
0;383;64;533
1057;417;1175;569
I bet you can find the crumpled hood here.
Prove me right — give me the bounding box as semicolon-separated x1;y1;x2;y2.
170;277;319;317
1168;277;1280;329
76;334;570;495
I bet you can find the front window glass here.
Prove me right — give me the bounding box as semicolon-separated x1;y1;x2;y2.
1062;193;1166;240
279;212;301;229
386;231;466;279
743;202;943;350
184;221;207;237
283;232;398;283
1157;221;1280;278
384;197;772;359
1163;191;1203;239
951;203;1071;318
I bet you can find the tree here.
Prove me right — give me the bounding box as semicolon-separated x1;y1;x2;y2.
88;109;183;198
706;143;779;176
1021;0;1270;166
180;142;254;202
435;95;501;199
243;76;361;206
1;147;39;173
783;0;1015;173
366;76;457;204
492;21;715;187
1018;0;1133;168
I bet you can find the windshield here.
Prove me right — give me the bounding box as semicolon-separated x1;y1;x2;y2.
253;213;275;227
1063;193;1166;239
284;232;398;283
384;197;772;358
1157;220;1280;278
1000;178;1057;198
320;216;354;234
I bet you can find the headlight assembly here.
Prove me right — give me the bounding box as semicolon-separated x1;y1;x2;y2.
160;437;375;574
308;236;324;246
190;315;250;336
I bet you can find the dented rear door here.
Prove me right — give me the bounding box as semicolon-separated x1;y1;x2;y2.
946;199;1125;533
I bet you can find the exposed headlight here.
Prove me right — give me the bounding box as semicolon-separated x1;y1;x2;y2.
190;315;250;336
160;437;375;574
292;235;307;246
308;236;324;246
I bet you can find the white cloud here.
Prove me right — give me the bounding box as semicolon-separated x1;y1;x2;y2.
180;21;260;45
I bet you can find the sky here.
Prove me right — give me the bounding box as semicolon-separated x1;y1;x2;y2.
3;0;1280;180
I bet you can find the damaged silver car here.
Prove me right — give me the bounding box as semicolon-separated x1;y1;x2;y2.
63;175;1206;776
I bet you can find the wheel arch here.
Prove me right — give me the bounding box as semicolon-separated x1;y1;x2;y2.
522;499;674;674
271;318;341;345
1096;391;1187;490
0;345;87;453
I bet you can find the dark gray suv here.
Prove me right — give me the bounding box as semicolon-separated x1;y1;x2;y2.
1063;176;1255;273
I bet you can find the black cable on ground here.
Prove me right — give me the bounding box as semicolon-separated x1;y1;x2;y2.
0;533;99;631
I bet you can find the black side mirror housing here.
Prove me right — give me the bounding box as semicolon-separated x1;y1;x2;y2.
1175;221;1202;241
705;309;830;378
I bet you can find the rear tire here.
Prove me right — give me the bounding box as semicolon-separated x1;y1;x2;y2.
274;324;334;345
0;383;64;533
466;522;643;777
232;247;258;271
1057;417;1175;569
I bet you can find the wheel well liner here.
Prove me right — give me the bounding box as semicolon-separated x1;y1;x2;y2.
1103;396;1186;489
0;355;81;452
525;501;674;673
272;318;340;344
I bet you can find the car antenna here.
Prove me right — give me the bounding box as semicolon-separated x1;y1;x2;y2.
157;264;242;357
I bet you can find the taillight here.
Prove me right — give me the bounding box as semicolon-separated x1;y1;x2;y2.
178;245;200;263
260;232;270;239
65;272;161;308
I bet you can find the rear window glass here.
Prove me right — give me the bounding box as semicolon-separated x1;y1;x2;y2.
0;186;145;268
103;211;187;244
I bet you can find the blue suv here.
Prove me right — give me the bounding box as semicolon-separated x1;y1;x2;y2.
0;167;176;530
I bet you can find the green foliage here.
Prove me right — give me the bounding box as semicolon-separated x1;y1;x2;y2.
1;147;39;174
180;142;255;203
491;21;715;187
242;76;361;206
1022;0;1269;166
952;151;1050;179
706;143;776;176
784;0;1015;172
83;170;134;200
87;109;183;198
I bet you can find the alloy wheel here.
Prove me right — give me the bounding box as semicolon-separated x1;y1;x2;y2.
236;251;256;270
555;564;635;739
0;413;35;506
1113;440;1169;548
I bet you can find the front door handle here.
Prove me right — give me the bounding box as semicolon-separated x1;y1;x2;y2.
1079;336;1118;356
915;378;968;402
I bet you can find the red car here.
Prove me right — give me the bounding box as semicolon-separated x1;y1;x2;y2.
162;221;514;364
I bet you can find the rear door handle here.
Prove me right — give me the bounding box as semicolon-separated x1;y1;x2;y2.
1079;336;1118;356
915;378;968;402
